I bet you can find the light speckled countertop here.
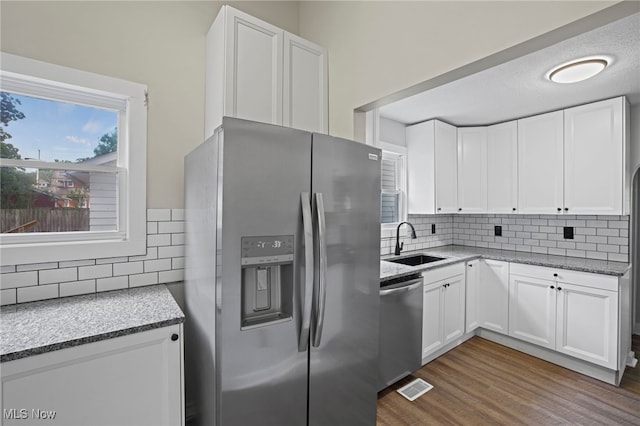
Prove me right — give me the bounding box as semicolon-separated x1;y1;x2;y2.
0;284;184;362
381;245;630;282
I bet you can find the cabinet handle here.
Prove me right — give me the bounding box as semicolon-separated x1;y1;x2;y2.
550;285;555;289
171;334;179;341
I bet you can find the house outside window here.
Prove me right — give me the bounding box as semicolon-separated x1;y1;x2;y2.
0;53;147;265
379;144;407;228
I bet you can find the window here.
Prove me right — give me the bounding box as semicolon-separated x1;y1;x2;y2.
380;144;407;227
0;53;147;265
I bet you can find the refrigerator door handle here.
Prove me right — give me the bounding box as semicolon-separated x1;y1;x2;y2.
312;192;328;348
299;192;314;352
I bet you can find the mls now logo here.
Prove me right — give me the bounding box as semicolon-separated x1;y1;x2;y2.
4;408;57;420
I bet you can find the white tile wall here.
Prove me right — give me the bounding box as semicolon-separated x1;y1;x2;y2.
0;209;185;306
382;214;630;263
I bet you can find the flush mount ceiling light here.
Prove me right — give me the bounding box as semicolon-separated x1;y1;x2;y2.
547;57;609;84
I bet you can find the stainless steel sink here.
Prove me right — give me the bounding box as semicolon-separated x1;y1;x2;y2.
387;254;444;266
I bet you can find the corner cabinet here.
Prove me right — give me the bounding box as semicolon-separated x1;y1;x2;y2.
421;263;465;361
205;5;328;138
508;263;619;369
1;325;184;426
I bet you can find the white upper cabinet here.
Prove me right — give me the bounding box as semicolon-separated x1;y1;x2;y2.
457;127;487;213
564;97;628;215
517;110;564;214
406;120;436;214
205;6;328;138
434;121;458;213
487;121;518;213
283;33;328;133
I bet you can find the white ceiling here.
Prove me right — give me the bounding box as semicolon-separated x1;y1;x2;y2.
378;12;640;127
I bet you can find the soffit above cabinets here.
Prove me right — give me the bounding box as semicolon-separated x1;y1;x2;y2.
378;12;640;127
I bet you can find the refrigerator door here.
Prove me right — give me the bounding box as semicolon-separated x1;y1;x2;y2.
309;134;381;426
217;118;312;425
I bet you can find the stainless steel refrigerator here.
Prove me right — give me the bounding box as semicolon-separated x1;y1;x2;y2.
184;117;381;426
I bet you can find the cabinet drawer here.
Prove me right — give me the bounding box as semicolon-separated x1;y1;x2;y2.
422;262;465;283
510;262;618;292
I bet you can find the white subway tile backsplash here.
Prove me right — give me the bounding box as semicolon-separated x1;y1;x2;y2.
158;245;184;259
97;276;129;292
59;259;96;268
148;234;172;247
96;256;129;265
608;253;628;262
17;262;58;272
159;269;184;284
78;264;113;280
144;259;172;273
1;289;17;306
171;209;185;221
147;222;158;234
18;284;59;303
1;271;38;290
1;265;16;274
113;261;144;277
158;221;184;234
597;228;619;237
60;280;96;297
129;272;159;288
39;268;78;285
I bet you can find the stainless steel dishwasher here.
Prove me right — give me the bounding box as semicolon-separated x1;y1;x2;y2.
378;274;424;391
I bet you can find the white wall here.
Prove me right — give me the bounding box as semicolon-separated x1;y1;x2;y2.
0;1;300;208
299;1;617;140
379;116;406;146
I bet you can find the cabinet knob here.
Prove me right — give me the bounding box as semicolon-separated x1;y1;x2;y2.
557;207;562;212
564;207;569;212
469;264;473;268
550;285;555;289
512;207;516;212
557;287;562;291
553;273;558;277
171;333;179;341
437;208;442;212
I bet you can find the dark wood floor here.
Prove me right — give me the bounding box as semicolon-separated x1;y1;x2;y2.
377;335;640;425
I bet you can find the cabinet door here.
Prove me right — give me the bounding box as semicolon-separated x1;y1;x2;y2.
422;280;444;359
487;121;518;213
1;325;183;426
517;111;564;214
509;274;556;349
283;33;328;133
225;7;283;126
564;97;624;215
443;274;465;345
465;260;480;333
556;282;618;368
478;260;509;334
457;127;487;213
434;121;458;213
406;121;435;214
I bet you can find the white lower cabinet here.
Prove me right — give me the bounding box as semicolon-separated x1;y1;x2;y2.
422;264;465;360
508;263;618;369
1;325;184;426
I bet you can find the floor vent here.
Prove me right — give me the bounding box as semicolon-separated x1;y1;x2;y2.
397;378;433;401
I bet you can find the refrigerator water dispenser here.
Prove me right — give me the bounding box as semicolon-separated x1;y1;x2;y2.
240;235;294;329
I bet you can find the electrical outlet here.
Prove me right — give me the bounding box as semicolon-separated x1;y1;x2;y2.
564;226;574;239
495;225;502;237
431;224;436;234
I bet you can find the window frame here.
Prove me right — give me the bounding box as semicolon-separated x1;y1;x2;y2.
379;141;407;230
0;53;147;266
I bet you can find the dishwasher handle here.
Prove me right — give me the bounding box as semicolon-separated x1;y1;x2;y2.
380;278;423;296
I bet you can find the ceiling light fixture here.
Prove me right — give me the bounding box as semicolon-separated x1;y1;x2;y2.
547;57;609;84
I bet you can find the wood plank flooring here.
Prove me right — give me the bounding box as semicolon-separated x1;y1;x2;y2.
377;335;640;425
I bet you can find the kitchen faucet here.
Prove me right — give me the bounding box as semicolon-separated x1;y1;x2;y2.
395;221;417;256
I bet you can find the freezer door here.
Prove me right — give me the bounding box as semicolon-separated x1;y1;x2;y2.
309;134;381;426
216;117;312;426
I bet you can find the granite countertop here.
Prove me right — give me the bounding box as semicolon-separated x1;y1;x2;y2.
0;284;184;362
381;244;631;282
